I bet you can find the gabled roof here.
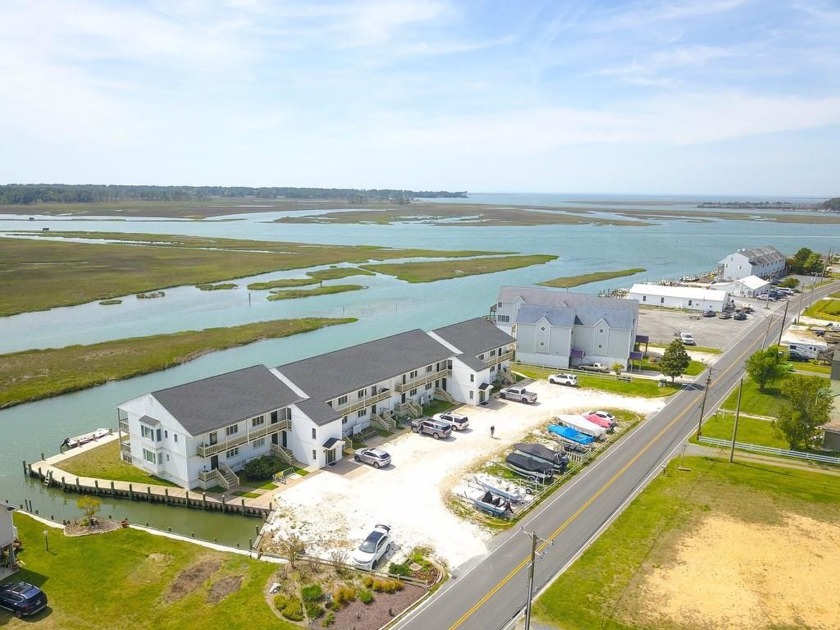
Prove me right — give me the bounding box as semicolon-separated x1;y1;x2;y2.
275;329;454;424
511;294;637;329
733;275;770;290
432;317;514;370
722;246;786;266
498;286;634;312
152;365;302;436
628;283;729;301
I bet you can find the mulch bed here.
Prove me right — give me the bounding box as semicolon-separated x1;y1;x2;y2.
320;583;426;630
64;519;124;537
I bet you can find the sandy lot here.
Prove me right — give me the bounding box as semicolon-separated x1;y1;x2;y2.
266;381;667;570
638;513;840;630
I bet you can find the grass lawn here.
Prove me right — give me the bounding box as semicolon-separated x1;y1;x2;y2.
804;295;840;321
3;514;295;630
0;233;494;316
55;440;179;486
0;317;354;409
360;254;557;283
532;456;840;629
718;377;785;417
514;365;679;398
266;284;365;300
695;411;789;448
538;268;645;288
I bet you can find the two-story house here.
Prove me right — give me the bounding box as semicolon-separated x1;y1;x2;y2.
118;317;514;490
718;246;786;281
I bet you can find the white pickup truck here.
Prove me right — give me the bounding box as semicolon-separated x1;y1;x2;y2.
499;386;538;403
579;362;610;373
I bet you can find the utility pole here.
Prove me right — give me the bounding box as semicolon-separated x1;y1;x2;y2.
729;378;743;463
696;367;712;440
777;300;789;347
521;528;551;630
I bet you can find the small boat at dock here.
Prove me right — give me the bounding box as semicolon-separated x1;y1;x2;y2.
61;427;110;450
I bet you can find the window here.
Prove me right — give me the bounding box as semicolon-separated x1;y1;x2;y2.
174;434;178;443
357;388;366;398
358;408;366;418
642;296;647;302
426;365;433;373
164;430;168;438
166;454;170;461
660;297;665;304
410;388;417;396
469;391;474;399
497;314;509;323
141;425;155;441
490;349;496;356
252;437;265;449
540;326;546;331
271;410;279;424
252;416;264;427
338;395;348;405
312;428;317;440
312;450;317;460
342;416;348;425
156;428;162;442
599;328;604;334
142;448;156;464
470;374;475;383
226;447;239;459
425;383;432;391
410;370;418;378
539;342;545;347
598;343;603;349
498;302;502;307
478;353;484;360
226;425;238;436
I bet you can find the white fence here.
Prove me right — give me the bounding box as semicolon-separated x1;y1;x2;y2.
698;437;840;465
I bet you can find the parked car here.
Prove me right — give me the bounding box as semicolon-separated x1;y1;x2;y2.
409;417;452;439
499;386;538;403
679;332;696;345
433;411;470;431
717;311;731;319
733;311;747;321
549;373;579;387
579;362;610;373
353;524;392;569
354;447;391;468
0;582;48;618
702;309;716;317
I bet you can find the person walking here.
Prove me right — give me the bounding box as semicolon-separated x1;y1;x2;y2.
490;425;495;438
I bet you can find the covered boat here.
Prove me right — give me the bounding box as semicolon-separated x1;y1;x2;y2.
585;414;614;431
547;424;595;449
555;414;606;439
513;443;569;473
473;473;532;503
505;453;554;483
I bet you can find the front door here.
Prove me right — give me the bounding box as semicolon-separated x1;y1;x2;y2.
282;431;287;448
479;389;486;405
209;431;218;445
210;455;219;470
325;448;335;465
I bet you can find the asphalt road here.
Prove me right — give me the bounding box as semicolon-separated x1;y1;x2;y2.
395;281;839;630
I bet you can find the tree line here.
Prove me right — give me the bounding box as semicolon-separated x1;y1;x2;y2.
0;184;468;205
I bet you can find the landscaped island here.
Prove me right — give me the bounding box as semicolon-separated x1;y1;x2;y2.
0;317;355;408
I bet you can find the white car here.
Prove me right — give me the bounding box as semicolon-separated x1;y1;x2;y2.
353;524;392;569
549;373;578;387
433;411;470;430
679;332;696;345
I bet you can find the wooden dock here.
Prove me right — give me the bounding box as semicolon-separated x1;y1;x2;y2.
24;436;272;519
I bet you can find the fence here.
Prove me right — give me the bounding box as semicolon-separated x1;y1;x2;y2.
698;437;840;465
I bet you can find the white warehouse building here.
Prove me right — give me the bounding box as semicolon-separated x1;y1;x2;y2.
627;283;730;312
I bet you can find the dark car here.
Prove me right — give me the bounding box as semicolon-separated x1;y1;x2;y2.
0;582;48;618
733;311;747;320
702;309;716;317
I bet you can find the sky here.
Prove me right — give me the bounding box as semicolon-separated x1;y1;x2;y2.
1;0;839;196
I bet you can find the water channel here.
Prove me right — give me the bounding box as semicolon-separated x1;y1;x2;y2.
0;194;835;544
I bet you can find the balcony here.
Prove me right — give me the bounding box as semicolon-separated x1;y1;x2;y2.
486;349;514;366
118;418;129;434
196;418;290;458
336;387;394;415
395;368;449;393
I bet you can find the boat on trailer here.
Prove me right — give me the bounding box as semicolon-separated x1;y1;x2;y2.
472;473;533;503
547;424;595;450
61;427;110;450
462;486;515;518
505;453;554;483
513;443;569;473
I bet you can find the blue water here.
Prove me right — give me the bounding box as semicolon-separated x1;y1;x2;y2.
0;193;836;538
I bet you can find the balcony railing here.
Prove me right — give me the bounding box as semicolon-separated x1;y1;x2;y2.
196;418;290;458
118;418;129;433
486;349;514;366
395;368;449;393
336;387;393;415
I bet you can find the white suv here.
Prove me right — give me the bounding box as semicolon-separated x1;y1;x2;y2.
680;332;696;346
549;373;579;387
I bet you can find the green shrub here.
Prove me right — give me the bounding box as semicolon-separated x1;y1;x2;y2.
359;588;374;604
305;602;323;620
362;575;374;588
332;584;356;606
322;611;335;627
273;593;289;610
301;584;323;602
281;598;304;621
389;562;410;577
243;455;285;481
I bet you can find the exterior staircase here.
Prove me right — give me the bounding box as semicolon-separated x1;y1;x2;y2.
218;462;239;490
396;399;422;417
434;387;455;403
270;443;297;465
498;368;515;385
371;410;396;432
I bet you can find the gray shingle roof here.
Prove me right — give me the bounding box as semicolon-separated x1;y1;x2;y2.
432;317;514;365
740;246;785;265
502;287;637;328
275;329;454;425
516;304;576;326
152;365;301;436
